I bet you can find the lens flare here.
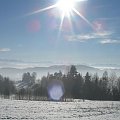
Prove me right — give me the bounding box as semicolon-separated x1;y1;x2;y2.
47;80;64;101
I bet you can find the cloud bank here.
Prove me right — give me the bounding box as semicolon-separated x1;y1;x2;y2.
66;31;120;45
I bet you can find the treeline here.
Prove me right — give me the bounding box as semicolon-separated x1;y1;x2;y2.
0;65;120;101
0;75;16;99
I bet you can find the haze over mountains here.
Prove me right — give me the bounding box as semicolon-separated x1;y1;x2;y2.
0;64;120;81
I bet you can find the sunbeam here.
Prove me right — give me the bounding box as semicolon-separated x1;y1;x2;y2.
72;8;94;29
58;12;65;38
25;0;93;35
26;4;57;16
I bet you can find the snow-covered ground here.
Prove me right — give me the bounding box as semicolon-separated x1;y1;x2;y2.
0;99;120;120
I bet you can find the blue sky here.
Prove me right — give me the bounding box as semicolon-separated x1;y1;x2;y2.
0;0;120;67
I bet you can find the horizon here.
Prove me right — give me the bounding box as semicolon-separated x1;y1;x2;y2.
0;59;120;69
1;62;120;81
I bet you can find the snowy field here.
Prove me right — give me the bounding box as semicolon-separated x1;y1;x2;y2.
0;99;120;120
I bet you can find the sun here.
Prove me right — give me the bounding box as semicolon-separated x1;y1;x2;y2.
56;0;75;16
26;0;93;34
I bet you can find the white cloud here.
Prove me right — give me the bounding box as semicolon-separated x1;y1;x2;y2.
66;31;113;42
66;31;120;45
66;34;96;42
0;48;11;52
94;31;113;37
100;39;120;44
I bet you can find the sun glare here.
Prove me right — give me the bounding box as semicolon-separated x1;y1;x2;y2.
56;0;75;16
26;0;93;35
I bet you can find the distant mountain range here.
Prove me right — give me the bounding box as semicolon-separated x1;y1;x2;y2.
0;65;120;81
